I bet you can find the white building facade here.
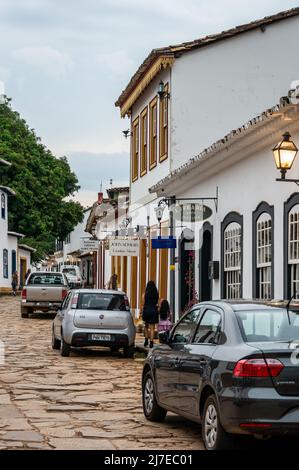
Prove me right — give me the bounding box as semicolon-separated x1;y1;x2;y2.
0;160;33;292
114;7;299;319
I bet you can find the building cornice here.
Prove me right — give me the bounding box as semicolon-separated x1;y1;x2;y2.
118;55;174;117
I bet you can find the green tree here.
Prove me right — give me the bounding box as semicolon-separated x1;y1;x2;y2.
0;97;84;260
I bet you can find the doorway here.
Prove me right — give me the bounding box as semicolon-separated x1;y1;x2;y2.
179;232;195;315
19;258;27;288
199;223;213;301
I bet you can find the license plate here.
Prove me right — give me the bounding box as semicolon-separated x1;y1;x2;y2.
91;334;111;341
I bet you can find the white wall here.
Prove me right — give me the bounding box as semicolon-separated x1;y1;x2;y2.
0;192;18;290
171;16;299;169
61;211;90;264
170;128;299;305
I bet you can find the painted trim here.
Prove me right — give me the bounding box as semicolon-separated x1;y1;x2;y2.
284;192;299;299
198;222;213;302
159;82;169;163
140;106;148;177
252;201;274;299
221;211;243;299
149;96;158;170
132;116;139;182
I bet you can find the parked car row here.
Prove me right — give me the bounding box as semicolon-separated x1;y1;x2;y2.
20;271;136;358
20;271;299;449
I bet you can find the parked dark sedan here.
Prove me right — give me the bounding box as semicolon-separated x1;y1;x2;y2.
142;301;299;450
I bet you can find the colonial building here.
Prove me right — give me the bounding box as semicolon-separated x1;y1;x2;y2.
0;159;34;293
85;187;129;290
114;7;299;319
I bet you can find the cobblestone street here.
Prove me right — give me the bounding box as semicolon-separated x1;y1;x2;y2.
0;296;203;450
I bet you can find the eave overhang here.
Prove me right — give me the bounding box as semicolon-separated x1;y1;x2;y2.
116;54;175;117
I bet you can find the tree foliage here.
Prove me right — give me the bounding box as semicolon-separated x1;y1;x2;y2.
0;97;84;260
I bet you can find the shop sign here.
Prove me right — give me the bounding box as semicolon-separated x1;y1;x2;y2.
172;203;212;222
152;236;177;249
80;238;99;251
109;238;140;257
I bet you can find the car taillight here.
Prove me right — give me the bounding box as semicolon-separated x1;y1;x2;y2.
21;288;27;300
71;294;79;309
233;358;284;378
62;289;68;300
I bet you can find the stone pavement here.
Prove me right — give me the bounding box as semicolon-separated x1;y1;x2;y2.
0;296;203;450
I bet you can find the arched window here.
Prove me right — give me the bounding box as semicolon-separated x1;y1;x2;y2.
221;212;243;299
284;194;299;299
1;193;5;219
252;202;274;300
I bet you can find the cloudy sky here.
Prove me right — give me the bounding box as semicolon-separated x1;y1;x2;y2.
0;0;298;206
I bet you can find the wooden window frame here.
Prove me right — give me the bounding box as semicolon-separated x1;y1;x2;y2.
132;116;139;182
159;82;169;163
149;97;158;170
140;106;148;177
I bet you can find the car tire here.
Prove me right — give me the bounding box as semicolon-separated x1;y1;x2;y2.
142;371;167;422
60;335;71;357
123;345;135;358
52;327;61;350
21;308;29;318
202;394;236;450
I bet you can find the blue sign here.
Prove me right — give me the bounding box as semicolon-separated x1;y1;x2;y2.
152;236;177;249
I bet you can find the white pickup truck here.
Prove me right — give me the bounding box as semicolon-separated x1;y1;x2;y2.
21;272;69;318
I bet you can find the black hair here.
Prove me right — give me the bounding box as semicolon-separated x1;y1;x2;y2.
159;299;170;320
145;280;159;303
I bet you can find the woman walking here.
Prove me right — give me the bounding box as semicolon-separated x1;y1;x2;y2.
142;281;159;348
107;273;118;290
11;271;18;296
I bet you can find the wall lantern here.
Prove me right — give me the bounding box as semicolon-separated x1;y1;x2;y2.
122;129;132;139
158;81;170;100
273;131;299;183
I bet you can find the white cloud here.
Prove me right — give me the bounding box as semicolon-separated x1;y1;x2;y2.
96;50;135;78
12;46;72;79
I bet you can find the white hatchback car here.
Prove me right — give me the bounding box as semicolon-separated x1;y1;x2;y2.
52;289;136;358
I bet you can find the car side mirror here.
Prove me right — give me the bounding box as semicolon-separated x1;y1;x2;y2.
158;330;170;344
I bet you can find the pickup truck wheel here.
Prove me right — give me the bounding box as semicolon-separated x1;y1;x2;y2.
123;345;135;358
21;308;29;318
60;336;71;357
52;327;61;350
142;371;167;422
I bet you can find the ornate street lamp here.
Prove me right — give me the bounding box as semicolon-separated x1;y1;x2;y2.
273;132;299;182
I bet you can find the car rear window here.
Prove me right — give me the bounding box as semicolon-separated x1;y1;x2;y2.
77;293;128;311
28;273;64;285
62;268;77;276
236;308;299;342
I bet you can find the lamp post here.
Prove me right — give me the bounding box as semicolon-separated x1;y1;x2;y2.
154;204;165;237
273;132;299;183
